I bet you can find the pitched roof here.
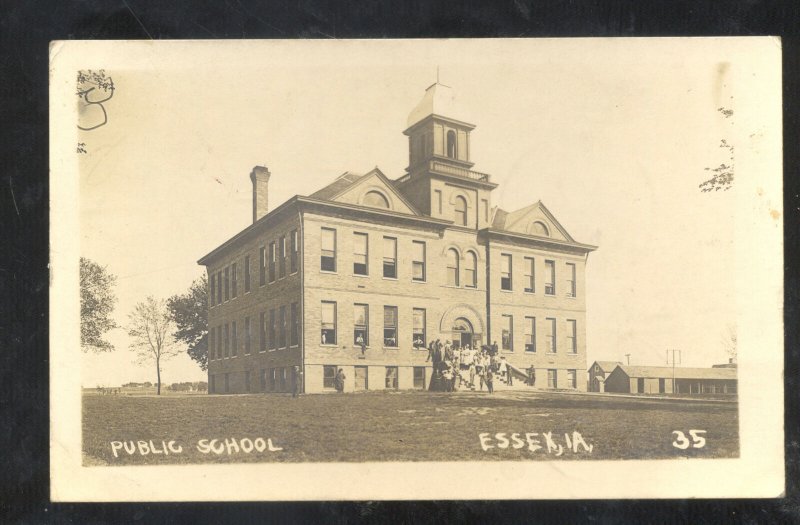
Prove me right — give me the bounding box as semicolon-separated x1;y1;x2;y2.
591;361;622;372
406;82;474;129
614;365;737;380
309;171;364;200
491;207;509;228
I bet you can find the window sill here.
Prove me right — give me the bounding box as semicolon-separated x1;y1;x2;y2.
382;276;398;281
383;346;399;350
499;289;513;293
320;344;339;348
524;290;535;295
320;270;338;275
411;279;427;284
352;273;369;278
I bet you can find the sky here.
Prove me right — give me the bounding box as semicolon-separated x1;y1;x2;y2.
77;39;748;386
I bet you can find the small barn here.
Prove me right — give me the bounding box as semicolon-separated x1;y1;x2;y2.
604;365;737;395
587;360;622;392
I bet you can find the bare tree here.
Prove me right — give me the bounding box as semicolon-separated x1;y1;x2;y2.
128;296;180;395
721;323;737;361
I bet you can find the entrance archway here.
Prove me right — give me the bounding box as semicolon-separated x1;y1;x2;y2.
439;304;485;350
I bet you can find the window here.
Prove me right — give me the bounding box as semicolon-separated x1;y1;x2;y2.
446;249;459;287
412;308;426;348
245;370;251;392
268;241;276;282
260;369;266;391
446;130;457;158
567;319;577;353
224;373;230;393
364;191;390;209
454;196;467;226
321;228;336;272
435;190;443;214
269;369;277;391
566;263;576;297
545;260;555;295
482;199;489;224
637;378;645;393
383;237;397;278
209;374;215;393
501;315;513;351
412;241;426;281
524;316;536;352
269;309;276;350
323;365;337;389
259;247;266;286
210;273;216;305
659;378;666;393
524;257;535;293
278;305;287;348
216;272;222;305
547;369;557;389
231;262;238;298
223;324;229;358
567;369;576;389
531;221;550;236
354;304;368;347
321;301;337;344
500;253;512;291
383;306;398;347
244;255;251;292
244;317;251;354
209;327;215;361
385;366;399;389
290;303;299;346
259;312;266;352
231;321;237;357
224;267;230;301
216;326;222;359
279;368;287;391
546;318;557;353
353;233;368;276
290;230;298;274
279;236;286;278
413;367;426;389
465;251;477;288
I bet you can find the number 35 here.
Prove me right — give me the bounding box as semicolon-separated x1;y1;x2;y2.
672;430;707;449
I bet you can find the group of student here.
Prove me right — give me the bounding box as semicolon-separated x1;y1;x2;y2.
426;339;520;393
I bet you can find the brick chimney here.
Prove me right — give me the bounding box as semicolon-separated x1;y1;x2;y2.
250;165;271;223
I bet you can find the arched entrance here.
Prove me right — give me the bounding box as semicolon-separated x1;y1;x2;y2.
439;304;485;350
452;317;480;350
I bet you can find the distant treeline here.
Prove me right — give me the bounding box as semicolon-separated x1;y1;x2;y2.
121;381;208;391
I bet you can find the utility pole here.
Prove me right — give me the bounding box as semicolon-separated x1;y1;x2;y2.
666;349;681;393
624;353;631;365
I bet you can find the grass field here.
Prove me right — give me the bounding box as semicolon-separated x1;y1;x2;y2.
82;390;738;465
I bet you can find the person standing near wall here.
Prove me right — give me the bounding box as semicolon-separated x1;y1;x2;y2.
292;366;303;397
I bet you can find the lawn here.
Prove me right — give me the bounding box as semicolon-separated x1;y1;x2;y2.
82;390;739;465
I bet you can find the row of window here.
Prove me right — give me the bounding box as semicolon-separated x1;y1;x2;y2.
209;367;294;394
209;302;300;360
547;369;578;389
209;230;299;307
499;254;577;297
322;365;426;390
499;315;578;354
322;302;426;348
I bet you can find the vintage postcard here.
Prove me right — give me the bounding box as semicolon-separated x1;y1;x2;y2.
50;38;784;500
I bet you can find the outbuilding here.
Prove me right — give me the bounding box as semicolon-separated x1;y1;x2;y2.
603;365;737;395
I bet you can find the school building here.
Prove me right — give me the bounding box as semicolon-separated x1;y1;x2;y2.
198;82;598;394
603;365;738;395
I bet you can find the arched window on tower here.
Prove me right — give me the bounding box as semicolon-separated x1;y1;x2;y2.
446;130;457;159
363;191;390;209
446;249;460;287
454;196;467;226
465;251;477;288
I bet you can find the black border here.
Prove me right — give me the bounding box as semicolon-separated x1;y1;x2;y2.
1;1;798;522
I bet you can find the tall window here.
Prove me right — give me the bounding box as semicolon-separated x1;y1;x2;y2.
412;241;426;281
259;247;266;286
546;318;557;353
278;305;287;348
446;130;457;158
321;228;336;272
260;369;266;391
290;303;299;346
524;257;535;293
500;253;512;291
210;274;216;305
383;306;398;347
385;366;399;389
524;316;536;352
209;327;215;361
465;251;477;287
245;370;251;392
446;249;459;287
482;199;489;224
259;312;266;352
547;369;557;389
354;304;368;346
231;321;237;357
217;326;222;358
323;365;337;389
244;317;251;354
216;272;222;305
383;237;397;278
567;319;577;353
566;263;576;297
545;260;555;295
268;241;276;282
223;324;229;358
224;267;230;301
268;309;276;350
501;315;513;351
435;190;443;214
290;230;299;274
244;255;251;292
353;233;368;276
413;367;426;389
412;308;426;348
231;262;238;298
567;369;577;389
321;301;337;344
279;236;286;278
454;196;467;226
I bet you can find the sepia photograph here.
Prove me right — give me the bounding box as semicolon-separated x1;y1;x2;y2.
50;38;784;500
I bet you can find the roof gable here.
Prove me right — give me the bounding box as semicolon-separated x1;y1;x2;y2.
327;168;420;215
500;201;574;242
